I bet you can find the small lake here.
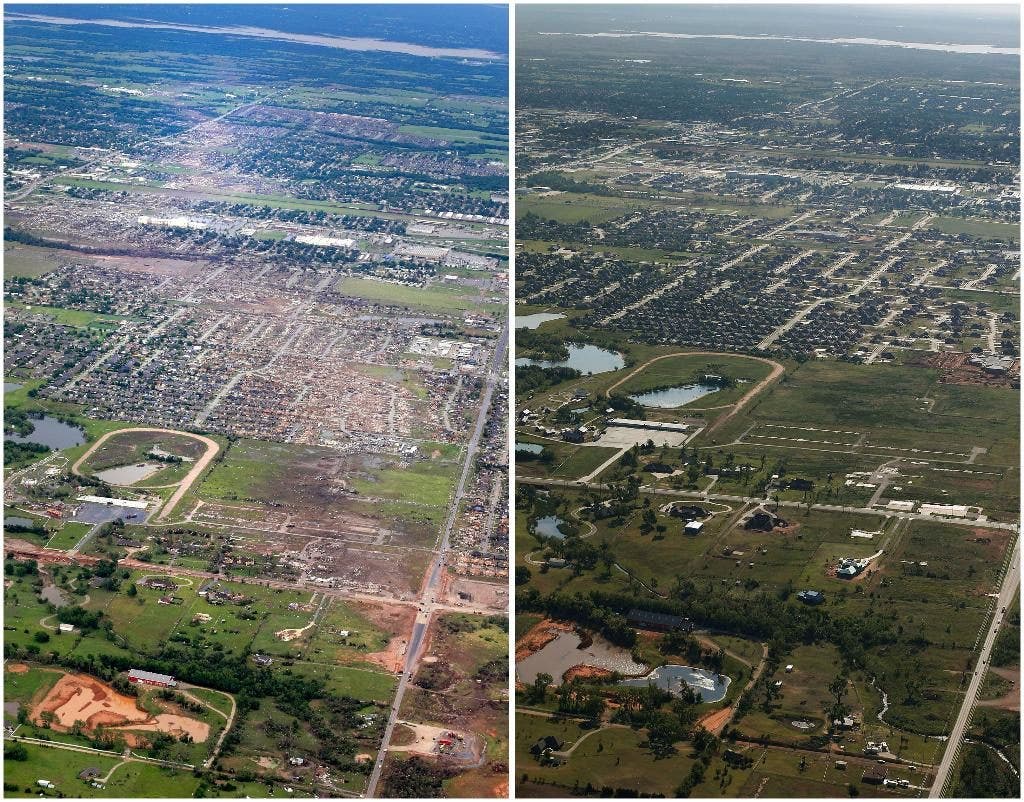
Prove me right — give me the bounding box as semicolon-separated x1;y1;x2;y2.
620;664;732;703
516;442;544;454
517;631;648;683
7;415;86;449
94;462;165;485
629;383;719;408
4;382;23;393
516;344;624;375
40;582;68;609
4;516;36;529
515;312;566;329
534;515;566;539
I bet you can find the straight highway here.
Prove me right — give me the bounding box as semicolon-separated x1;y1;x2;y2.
364;323;508;797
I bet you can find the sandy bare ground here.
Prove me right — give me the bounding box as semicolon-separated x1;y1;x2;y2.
31;672;209;742
113;713;210;741
389;721;479;764
6;663;29;674
276;621;315;642
604;351;784;435
978;666;1020;712
70;427;219;521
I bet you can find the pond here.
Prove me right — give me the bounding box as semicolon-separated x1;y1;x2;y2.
40;581;68;609
516;344;624;375
94;462;165;485
4;382;23;393
534;515;566;539
515;312;566;329
7;415;86;449
629;383;719;408
619;664;731;702
515;441;544;455
4;516;37;529
516;631;648;683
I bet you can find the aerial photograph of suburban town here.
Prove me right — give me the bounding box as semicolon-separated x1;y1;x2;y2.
513;4;1020;799
3;4;508;798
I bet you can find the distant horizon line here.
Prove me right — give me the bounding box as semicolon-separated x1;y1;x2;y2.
4;11;508;61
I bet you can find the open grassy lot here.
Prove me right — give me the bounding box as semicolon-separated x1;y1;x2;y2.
3;663;63;706
614;353;774;407
351;459;458;508
306;598;391;667
288;661;396;704
741;360;1017;464
517;712;740;797
79;429;208;474
515;436;621;482
927;216;1020;242
2;242;65;277
6;301;133;329
195;438;293;501
43;522;91;551
337;276;500;315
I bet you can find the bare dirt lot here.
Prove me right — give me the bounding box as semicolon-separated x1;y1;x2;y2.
31;672;209;742
444;575;508;612
360;600;417;673
925;352;1020;388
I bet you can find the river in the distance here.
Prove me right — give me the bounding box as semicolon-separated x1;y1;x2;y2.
537;31;1020;56
7;13;505;59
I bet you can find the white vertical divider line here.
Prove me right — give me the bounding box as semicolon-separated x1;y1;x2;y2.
507;1;517;796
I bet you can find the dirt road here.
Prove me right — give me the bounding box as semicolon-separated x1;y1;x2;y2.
605;351;784;436
70;426;219;521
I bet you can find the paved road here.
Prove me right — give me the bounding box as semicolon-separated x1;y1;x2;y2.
929;534;1020;797
365;324;508;797
521;477;1018;533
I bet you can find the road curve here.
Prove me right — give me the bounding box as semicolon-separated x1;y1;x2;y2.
70;426;220;521
604;351;784;435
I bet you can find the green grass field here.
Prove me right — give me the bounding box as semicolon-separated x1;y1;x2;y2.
337;276;501;315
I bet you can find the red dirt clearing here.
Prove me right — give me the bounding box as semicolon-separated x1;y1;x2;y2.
31;672;209;742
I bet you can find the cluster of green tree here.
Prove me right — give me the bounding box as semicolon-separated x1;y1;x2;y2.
515;364;581;395
518;212;598;244
382;756;456;798
5;77;190;150
517;328;571;361
675;728;721;796
525;171;614;196
517;591;637;648
555;678;606;722
515;445;554;464
952;742;1019;797
990;620;1020;667
3;515;49;538
519;775;666;797
518;582;898;671
4;406;36;436
660;630;725;675
610;683;705;757
190;200;408;235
